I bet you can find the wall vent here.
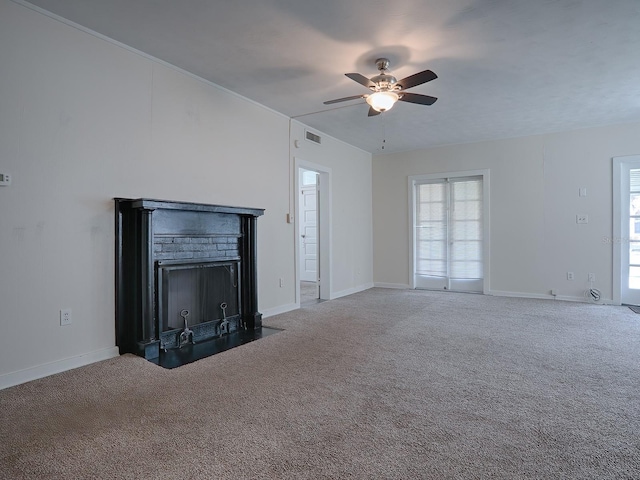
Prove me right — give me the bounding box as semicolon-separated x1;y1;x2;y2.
305;130;322;145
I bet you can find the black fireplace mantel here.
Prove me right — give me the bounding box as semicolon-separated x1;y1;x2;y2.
114;198;264;363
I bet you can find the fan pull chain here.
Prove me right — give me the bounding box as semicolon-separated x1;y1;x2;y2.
381;115;387;150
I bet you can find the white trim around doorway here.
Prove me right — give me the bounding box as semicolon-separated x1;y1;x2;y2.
294;158;333;305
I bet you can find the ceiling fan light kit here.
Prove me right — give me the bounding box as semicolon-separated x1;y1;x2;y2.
366;91;399;112
324;57;438;117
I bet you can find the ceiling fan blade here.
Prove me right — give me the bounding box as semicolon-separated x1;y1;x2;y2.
323;94;365;105
345;73;376;89
396;69;437;90
399;92;438;105
368;107;381;117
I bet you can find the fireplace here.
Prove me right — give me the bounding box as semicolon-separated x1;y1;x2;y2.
115;198;270;366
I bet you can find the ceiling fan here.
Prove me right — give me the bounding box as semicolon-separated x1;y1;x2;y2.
323;58;438;116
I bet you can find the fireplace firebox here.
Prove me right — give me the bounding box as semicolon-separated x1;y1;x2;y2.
157;260;241;349
115;198;265;365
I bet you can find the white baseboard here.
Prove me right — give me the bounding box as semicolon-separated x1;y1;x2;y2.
331;282;374;300
487;290;613;305
374;282;411;289
261;303;298;318
0;346;120;390
488;290;555;300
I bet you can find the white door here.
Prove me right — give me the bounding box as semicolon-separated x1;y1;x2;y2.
412;176;484;293
615;156;640;305
299;171;318;283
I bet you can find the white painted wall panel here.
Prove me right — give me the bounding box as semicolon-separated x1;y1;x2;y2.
0;0;373;383
373;123;640;302
0;1;322;384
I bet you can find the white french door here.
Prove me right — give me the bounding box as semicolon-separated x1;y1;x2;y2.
299;187;318;282
411;174;486;293
614;156;640;305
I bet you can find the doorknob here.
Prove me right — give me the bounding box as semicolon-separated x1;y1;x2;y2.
301;234;306;238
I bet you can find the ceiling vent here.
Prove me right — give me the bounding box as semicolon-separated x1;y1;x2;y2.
305;130;321;145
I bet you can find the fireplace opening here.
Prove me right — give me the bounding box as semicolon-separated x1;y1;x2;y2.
157;260;241;350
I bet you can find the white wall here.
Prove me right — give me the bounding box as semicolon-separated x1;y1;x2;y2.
290;122;374;298
0;0;372;386
373;122;640;302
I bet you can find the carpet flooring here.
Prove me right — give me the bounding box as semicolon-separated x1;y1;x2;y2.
1;288;639;479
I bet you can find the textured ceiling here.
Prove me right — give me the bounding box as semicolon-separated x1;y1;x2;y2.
21;0;640;154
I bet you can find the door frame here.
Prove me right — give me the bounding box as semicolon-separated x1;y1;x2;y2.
408;169;491;293
295;158;332;304
612;155;640;305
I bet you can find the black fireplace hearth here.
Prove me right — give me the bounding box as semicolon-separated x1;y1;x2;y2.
115;198;267;366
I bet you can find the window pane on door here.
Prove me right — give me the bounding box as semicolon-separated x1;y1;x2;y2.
630;241;640;265
630;193;640;215
630;266;640;289
450;179;483;280
416;227;446;276
416;182;447;277
630;218;640;241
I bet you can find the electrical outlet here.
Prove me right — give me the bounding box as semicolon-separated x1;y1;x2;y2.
576;214;589;224
60;308;72;326
567;272;574;281
0;173;11;186
588;273;595;282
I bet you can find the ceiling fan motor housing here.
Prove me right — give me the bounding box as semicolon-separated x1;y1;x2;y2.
371;58;398;91
370;74;397;90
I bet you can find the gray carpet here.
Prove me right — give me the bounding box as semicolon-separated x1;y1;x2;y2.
1;289;639;479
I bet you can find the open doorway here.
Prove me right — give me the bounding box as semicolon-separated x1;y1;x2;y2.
295;159;332;306
299;168;319;305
